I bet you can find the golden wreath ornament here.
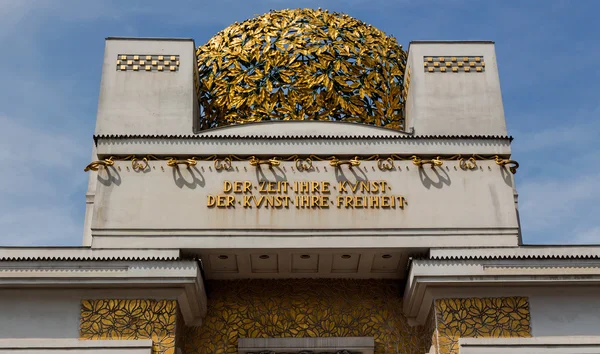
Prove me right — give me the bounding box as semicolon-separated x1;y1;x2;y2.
196;8;407;131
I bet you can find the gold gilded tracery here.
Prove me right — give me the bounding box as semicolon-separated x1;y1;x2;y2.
84;154;519;174
196;9;407;131
434;297;531;354
182;279;432;354
79;299;178;354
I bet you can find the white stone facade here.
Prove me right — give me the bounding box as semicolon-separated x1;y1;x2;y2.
0;35;597;354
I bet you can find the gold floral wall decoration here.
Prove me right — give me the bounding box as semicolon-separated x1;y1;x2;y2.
196;8;407;131
80;299;178;354
434;297;531;354
182;279;432;354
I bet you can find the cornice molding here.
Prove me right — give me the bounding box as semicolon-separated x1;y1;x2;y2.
0;247;181;261
0;259;206;326
429;246;600;260
403;258;600;326
94;134;513;141
94;136;513;157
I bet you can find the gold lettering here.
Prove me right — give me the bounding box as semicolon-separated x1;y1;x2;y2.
253;195;265;207
397;196;405;209
301;195;309;207
275;196;284;208
299;182;309;193
370;181;379;193
345;196;353;208
243;195;251;208
380;181;388;194
311;195;319;207
381;196;390;208
359;181;369;193
207;195;216;207
233;181;243;193
265;196;274;207
354;196;363;208
369;195;379;208
311;181;319;193
210;180;402;212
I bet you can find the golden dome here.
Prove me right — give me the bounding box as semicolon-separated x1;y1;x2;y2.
196;8;407;131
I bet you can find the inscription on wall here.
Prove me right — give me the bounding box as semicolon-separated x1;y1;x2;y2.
207;180;405;209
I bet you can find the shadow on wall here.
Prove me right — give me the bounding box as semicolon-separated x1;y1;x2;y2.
97;166;122;187
418;166;451;189
173;166;206;189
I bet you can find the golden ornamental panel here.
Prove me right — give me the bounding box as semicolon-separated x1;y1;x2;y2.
423;56;485;73
182;279;432;354
402;66;411;103
79;299;178;354
434;297;531;354
196;8;407;131
117;54;180;72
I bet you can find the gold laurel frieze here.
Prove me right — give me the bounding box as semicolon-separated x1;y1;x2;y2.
434;297;531;354
83;154;519;174
181;279;432;354
79;299;178;354
195;9;407;131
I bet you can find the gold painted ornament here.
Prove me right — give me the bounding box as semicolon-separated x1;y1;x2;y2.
196;8;407;131
80;299;178;354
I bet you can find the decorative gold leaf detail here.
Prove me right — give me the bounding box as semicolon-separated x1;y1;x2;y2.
79;299;177;354
434;297;532;354
180;279;432;354
196;9;407;131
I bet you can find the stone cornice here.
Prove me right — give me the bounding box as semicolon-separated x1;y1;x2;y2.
0;339;154;352
403;257;600;326
94;134;513;140
0;259;206;326
429;245;600;260
95;136;512;157
0;247;180;261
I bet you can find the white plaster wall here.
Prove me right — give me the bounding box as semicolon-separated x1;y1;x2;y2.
95;38;197;136
0;289;179;339
0;290;80;338
0;339;152;354
459;337;600;354
406;41;507;136
90;159;519;237
528;287;600;337
427;286;600;338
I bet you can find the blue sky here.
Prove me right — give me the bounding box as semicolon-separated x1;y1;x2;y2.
0;0;598;246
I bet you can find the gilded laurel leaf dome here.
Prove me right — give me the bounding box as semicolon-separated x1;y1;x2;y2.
195;8;407;131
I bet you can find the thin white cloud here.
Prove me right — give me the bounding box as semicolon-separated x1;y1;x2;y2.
0;114;88;245
0;0;598;247
519;172;600;239
515;108;600;244
512;116;600;153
